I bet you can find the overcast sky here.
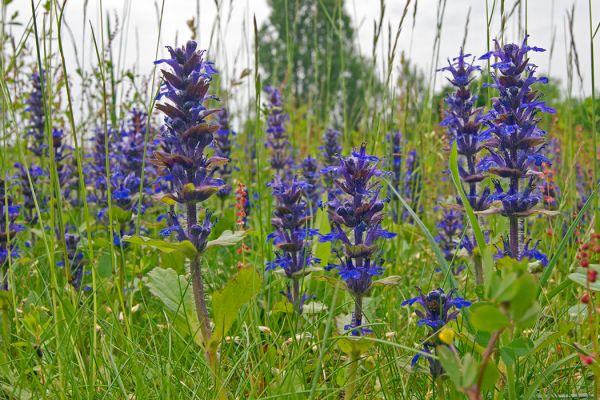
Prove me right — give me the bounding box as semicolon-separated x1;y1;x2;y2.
6;0;600;102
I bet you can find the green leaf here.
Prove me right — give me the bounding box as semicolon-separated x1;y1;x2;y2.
510;275;540;327
97;252;113;278
123;235;197;259
469;304;509;332
336;336;374;355
206;230;249;249
568;264;600;291
371;275;402;287
210;267;262;348
436;346;462;387
144;267;203;346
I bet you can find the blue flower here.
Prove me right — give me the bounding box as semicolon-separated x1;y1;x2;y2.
322;144;396;334
267;176;319;313
264;86;293;175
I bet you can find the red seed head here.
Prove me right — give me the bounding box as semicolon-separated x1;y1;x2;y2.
581;292;590;304
579;353;594;365
580;259;590;268
588;269;598;283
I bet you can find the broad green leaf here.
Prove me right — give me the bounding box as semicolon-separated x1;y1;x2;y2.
123;235;197;259
144;267;203;346
97;252;113;278
336;336;374;355
469;304;509;332
210;267;262;348
568;264;600;291
511;275;540;327
206;230;249;249
372;275;402;286
314;274;347;290
436;346;462;387
481;360;500;391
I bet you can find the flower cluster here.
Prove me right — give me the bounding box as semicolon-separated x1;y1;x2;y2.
264;86;292;175
434;207;465;262
235;182;250;230
152;41;223;218
26;71;46;156
213;108;234;200
14;163;45;224
320;128;342;185
57;232;87;291
0;180;24;291
479;36;555;260
267;177;319;312
321;144;396;333
403;149;422;218
300;156;321;216
439;49;493;213
402;287;471;377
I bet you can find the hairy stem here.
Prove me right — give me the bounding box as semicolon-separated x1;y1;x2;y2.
344;350;360;400
466;329;502;400
186;203;212;343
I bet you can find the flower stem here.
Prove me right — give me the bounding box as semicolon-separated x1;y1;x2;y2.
186;203;212;346
353;295;363;331
344;350;360;400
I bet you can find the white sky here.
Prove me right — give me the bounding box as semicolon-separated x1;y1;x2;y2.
5;0;600;107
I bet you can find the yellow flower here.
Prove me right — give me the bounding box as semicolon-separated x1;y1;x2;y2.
439;327;455;345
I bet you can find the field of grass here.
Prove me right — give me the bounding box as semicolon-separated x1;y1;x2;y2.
0;0;599;399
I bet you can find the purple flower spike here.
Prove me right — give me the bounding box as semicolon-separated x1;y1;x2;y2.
321;144;396;334
267;176;320;313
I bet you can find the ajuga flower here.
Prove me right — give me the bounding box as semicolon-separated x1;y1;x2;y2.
213;108;234;200
479;36;555;258
434;207;464;262
26;71;46;156
87;126;119;203
0;180;24;291
57;232;87;291
14;163;45;224
153;40;223;349
117;108;157;181
321;144;396;334
300;156;321;216
320;128;342;186
402;287;471;377
403;149;422;218
52;129;79;206
439;49;492;213
264;86;292;175
267;177;319;313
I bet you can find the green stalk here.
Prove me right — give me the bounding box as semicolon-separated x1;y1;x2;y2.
588;0;599;232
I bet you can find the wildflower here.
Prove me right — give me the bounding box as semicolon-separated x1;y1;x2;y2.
59;232;86;291
403;149;422;219
434;207;464;261
235;182;250;229
14;163;45;224
321;144;396;334
26;71;46;156
439;49;492;213
264;85;292;175
213;108;234;200
300;156;321;216
0;180;24;291
402;287;471;377
320;128;342;186
479;36;555;259
267;177;319;313
153;40;223;345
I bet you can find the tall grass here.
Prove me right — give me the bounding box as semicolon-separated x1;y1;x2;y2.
0;0;598;398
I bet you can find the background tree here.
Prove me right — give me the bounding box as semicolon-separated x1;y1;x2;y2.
259;0;377;126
